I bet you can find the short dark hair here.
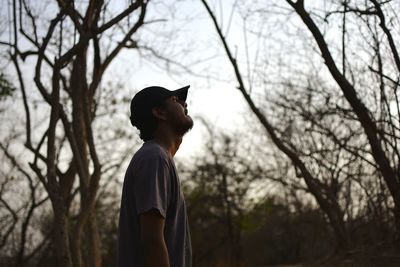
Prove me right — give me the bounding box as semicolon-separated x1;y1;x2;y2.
130;101;166;141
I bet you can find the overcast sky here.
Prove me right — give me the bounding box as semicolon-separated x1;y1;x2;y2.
99;0;257;159
0;0;361;160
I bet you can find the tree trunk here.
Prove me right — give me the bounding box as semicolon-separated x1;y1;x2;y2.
70;46;92;267
88;211;102;267
53;201;73;267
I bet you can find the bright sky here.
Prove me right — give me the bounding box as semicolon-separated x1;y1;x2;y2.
101;0;256;160
0;0;364;162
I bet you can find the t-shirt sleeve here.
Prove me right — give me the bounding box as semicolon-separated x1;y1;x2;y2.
133;155;170;218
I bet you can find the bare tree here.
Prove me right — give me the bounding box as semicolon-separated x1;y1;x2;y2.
0;1;150;266
198;0;400;249
0;139;50;267
284;0;400;240
200;0;352;250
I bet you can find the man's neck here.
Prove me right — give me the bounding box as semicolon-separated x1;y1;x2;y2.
152;130;182;157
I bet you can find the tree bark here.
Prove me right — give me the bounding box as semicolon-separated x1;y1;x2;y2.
70;47;90;267
52;198;73;267
88;211;102;267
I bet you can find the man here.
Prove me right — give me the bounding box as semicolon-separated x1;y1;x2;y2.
118;85;193;267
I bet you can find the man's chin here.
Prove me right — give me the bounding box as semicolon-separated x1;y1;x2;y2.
176;118;194;136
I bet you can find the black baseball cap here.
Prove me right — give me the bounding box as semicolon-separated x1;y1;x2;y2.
130;85;190;128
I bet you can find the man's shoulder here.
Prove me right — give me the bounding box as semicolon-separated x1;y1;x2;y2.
133;141;170;162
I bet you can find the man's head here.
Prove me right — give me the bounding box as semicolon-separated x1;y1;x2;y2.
130;85;194;141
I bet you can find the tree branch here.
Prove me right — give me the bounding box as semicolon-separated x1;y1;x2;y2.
97;0;144;33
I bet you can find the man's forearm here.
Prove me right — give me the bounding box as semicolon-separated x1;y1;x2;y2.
143;239;170;267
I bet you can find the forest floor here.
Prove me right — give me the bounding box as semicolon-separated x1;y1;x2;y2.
286;253;400;267
267;248;400;267
307;254;400;267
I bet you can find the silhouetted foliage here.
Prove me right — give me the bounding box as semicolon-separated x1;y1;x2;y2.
0;73;15;100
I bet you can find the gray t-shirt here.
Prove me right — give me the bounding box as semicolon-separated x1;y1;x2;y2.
118;141;192;267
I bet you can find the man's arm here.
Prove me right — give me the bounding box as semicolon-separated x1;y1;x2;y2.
140;209;170;267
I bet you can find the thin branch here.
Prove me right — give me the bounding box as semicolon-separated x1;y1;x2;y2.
370;0;400;73
97;0;144;33
34;11;65;103
56;0;83;33
101;2;147;74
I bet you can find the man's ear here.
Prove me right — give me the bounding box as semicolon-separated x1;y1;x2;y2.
152;107;167;121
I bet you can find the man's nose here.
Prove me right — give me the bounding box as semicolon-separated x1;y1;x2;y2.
178;100;187;108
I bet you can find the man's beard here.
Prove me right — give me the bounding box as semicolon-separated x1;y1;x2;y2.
174;116;194;136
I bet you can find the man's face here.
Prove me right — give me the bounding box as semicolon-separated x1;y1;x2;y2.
163;95;194;136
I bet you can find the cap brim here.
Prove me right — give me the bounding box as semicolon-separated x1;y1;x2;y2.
172;85;190;102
